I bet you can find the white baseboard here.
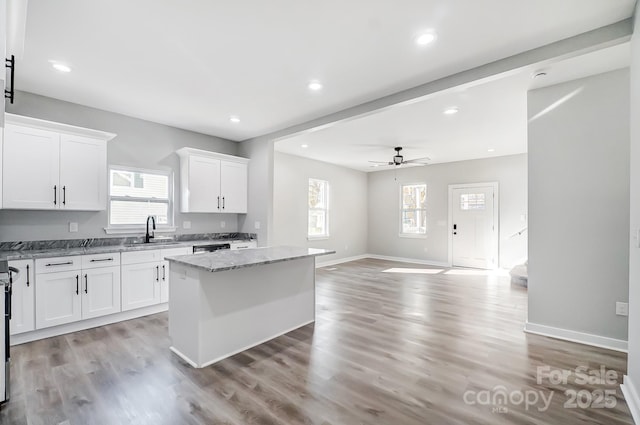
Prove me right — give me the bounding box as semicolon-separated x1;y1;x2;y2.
622;375;640;424
316;254;370;268
366;254;451;268
524;322;628;353
11;303;168;346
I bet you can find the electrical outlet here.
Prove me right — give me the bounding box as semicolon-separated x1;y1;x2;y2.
616;302;629;316
254;221;261;230
183;221;191;229
69;222;78;233
220;221;226;229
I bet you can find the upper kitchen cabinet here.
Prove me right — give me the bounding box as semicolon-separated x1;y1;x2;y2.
2;114;115;210
177;147;249;213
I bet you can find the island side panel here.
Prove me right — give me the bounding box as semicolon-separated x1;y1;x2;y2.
168;262;202;367
196;256;316;367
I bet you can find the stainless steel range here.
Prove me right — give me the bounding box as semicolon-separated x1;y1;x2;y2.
0;259;15;404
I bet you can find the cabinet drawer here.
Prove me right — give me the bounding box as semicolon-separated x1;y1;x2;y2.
161;247;191;260
121;249;162;265
35;256;82;274
230;241;257;250
82;252;121;269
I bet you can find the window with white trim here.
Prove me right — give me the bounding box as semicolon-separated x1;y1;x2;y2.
308;178;329;238
108;167;173;228
400;183;427;235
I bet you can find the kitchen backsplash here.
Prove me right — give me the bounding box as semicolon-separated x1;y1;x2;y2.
0;233;257;252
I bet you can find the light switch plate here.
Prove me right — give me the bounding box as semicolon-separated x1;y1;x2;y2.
220;221;226;228
69;222;78;233
616;302;629;316
254;221;261;230
183;221;191;229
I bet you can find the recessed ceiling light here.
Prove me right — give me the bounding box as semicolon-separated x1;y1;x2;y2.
229;116;240;123
301;144;309;148
415;32;437;46
488;148;495;152
443;107;459;115
51;62;71;73
308;80;323;91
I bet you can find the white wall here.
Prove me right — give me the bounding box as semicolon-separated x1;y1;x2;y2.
0;91;240;241
238;138;274;246
625;2;640;420
367;154;527;268
527;69;630;344
273;152;368;263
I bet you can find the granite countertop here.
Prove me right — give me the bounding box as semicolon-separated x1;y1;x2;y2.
0;233;256;261
166;246;335;273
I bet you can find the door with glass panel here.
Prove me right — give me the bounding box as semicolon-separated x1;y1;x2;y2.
451;184;497;269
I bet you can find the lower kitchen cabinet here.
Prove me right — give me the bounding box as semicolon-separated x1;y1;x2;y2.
121;262;161;311
35;270;82;329
8;259;35;335
82;266;121;319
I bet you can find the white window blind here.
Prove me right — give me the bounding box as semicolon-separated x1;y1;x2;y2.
308;178;329;238
401;183;427;235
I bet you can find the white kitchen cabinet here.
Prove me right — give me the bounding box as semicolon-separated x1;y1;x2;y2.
160;247;191;303
59;134;107;210
35;270;82;329
8;259;35;335
82;266;121;319
220;160;248;213
121;262;161;311
177;147;249;213
230;240;257;250
2;114;115;211
2;125;60;209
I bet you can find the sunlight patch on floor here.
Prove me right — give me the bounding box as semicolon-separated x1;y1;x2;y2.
382;267;444;274
444;269;510;277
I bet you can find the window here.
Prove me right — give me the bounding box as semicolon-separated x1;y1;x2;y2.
108;167;173;229
400;183;427;235
460;193;486;210
308;178;329;238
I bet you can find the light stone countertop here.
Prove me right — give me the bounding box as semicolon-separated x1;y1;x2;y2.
0;239;253;261
166;246;335;273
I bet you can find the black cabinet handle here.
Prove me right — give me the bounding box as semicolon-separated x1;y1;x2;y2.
26;264;30;287
156;265;159;282
53;185;57;205
75;275;79;295
217;196;220;209
90;257;113;263
84;274;88;294
162;265;166;281
62;186;66;205
45;261;73;267
222;197;225;210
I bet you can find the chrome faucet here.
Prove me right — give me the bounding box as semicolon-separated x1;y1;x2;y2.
145;215;156;243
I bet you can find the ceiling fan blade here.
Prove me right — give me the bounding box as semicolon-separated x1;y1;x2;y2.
403;156;431;164
368;160;389;164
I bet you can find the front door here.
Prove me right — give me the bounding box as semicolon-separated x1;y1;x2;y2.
451;185;497;269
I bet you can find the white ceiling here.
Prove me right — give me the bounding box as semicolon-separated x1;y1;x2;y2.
275;43;630;172
18;0;635;141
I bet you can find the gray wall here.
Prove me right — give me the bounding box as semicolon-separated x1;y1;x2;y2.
272;152;368;262
528;69;630;341
238;138;274;246
0;91;240;241
367;154;528;268
627;1;640;406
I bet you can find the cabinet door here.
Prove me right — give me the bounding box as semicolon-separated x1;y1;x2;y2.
121;262;161;311
8;259;35;335
220;161;247;213
35;270;82;329
3;124;60;209
82;266;121;319
59;134;107;210
185;156;221;212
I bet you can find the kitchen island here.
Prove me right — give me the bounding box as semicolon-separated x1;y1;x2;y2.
165;246;334;368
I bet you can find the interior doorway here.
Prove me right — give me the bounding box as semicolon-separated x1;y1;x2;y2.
448;182;499;269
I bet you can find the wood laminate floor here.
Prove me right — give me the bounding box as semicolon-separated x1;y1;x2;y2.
0;259;633;425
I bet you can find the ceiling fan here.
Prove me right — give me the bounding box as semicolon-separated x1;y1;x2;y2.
368;146;430;167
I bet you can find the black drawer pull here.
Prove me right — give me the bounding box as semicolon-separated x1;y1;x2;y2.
45;261;74;267
26;264;30;287
90;257;114;263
